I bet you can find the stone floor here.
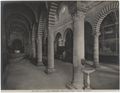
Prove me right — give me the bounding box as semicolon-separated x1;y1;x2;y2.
4;54;119;90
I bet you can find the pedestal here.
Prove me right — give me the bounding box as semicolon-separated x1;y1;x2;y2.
66;66;84;89
45;68;55;74
82;67;95;89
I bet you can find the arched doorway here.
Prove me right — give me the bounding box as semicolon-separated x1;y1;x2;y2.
85;21;94;61
99;10;119;63
54;33;64;59
64;29;73;63
11;39;24;53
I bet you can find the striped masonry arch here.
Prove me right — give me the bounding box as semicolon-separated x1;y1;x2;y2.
93;2;119;34
38;14;45;36
48;2;59;27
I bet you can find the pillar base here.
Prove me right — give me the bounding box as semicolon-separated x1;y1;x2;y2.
37;61;44;66
93;63;100;68
83;87;91;90
45;68;55;74
66;82;83;89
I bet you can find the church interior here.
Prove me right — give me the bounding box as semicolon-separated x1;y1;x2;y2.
1;1;119;90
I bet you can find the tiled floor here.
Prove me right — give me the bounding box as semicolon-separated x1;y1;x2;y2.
5;54;119;90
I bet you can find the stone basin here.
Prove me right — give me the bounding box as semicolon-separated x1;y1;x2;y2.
82;67;95;74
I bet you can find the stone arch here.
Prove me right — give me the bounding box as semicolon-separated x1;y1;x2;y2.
54;32;62;41
6;13;31;30
93;2;119;67
63;28;73;44
93;2;119;34
48;2;75;27
10;38;24;53
63;28;73;63
38;14;45;36
54;32;63;59
99;10;119;63
4;2;36;25
57;3;72;23
48;2;59;27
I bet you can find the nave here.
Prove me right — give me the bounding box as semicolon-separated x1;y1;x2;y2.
5;53;119;90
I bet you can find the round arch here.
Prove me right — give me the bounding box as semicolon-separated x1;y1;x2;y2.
6;13;31;29
63;28;73;63
4;2;36;24
63;28;73;44
93;2;119;33
93;2;119;65
48;2;74;27
6;20;29;33
9;38;24;54
99;10;119;63
54;32;63;59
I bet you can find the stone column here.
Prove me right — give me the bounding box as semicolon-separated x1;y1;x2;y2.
46;27;55;73
37;23;43;66
37;34;43;65
28;31;32;57
67;11;85;89
93;31;100;67
32;23;36;58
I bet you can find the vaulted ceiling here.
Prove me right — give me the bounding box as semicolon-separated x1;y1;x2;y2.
2;1;47;36
2;1;118;36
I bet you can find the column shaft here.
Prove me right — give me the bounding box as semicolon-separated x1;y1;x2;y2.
32;36;36;58
37;34;43;65
73;11;85;67
73;11;85;89
32;24;36;58
29;32;32;57
46;27;55;73
67;11;85;89
93;32;100;67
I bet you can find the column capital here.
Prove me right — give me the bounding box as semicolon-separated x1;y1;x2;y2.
77;1;89;13
48;26;55;31
37;33;43;37
33;22;38;30
93;31;101;37
73;10;86;21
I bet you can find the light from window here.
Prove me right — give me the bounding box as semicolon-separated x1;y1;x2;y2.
61;6;66;13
